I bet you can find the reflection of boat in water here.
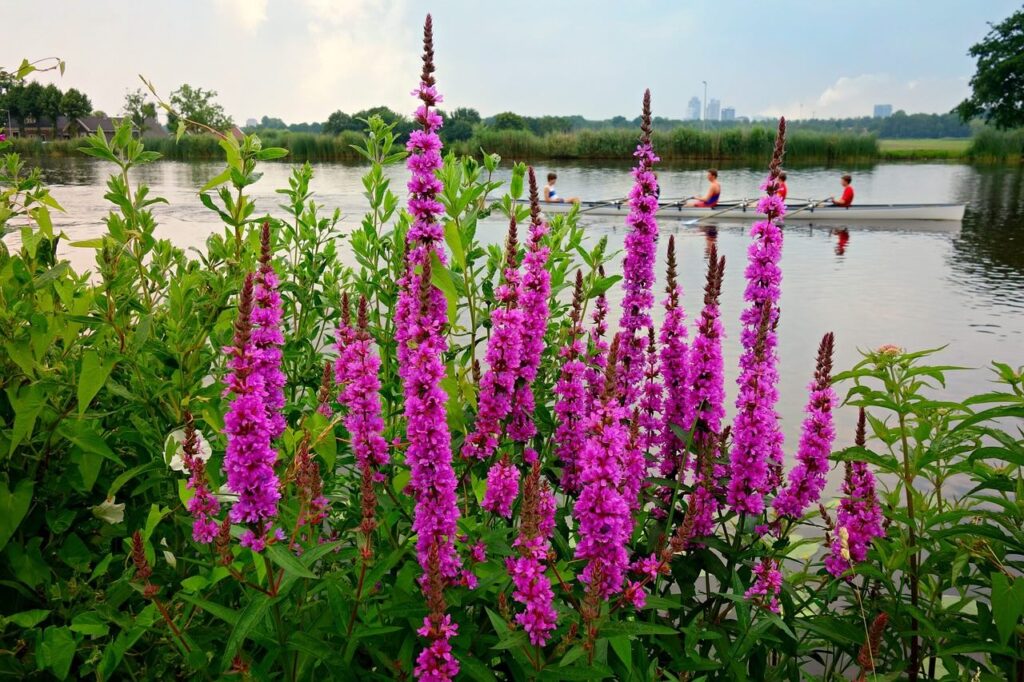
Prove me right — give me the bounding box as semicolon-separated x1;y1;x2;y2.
540;199;967;222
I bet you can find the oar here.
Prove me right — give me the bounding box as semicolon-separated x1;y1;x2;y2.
681;198;753;226
782;198;828;220
576;198;628;215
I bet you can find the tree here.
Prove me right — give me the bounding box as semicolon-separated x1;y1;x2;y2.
441;107;480;143
21;81;44;133
39;84;63;137
123;88;157;135
259;115;287;130
166;84;233;133
956;7;1024;129
60;88;92;135
323;110;357;135
491;111;527;131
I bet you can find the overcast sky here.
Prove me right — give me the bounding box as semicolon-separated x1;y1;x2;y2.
5;0;1018;124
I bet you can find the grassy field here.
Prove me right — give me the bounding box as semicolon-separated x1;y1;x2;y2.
878;137;971;159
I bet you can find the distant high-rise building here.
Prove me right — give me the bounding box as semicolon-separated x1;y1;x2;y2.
707;98;721;122
245;118;259;128
873;104;893;118
686;96;702;121
721;107;736;122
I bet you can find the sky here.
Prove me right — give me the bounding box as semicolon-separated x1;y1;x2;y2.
4;0;1019;125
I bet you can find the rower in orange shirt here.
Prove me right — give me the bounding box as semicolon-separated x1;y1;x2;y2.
829;174;854;207
777;171;788;201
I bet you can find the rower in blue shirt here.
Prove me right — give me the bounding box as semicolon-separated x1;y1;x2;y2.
543;172;580;204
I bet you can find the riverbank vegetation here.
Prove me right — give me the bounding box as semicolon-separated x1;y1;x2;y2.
4;24;1024;680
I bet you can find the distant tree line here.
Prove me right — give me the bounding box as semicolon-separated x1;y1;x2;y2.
245;107;975;141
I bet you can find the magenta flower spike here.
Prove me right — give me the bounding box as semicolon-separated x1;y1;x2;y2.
554;271;589;492
658;236;689;478
774;333;837;518
338;297;389;474
727;118;788;516
223;273;281;552
252;222;287;439
573;337;632;599
826;410;884;578
398;12;462;594
181;411;219;544
463;221;523;461
744;557;783;613
506;462;557;646
617;89;660;409
507;169;552;442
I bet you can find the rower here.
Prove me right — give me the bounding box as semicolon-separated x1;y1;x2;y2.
777;172;788;201
686;169;720;208
829;174;854;207
543;172;580;204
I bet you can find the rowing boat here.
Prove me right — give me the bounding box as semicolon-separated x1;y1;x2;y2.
538;200;967;222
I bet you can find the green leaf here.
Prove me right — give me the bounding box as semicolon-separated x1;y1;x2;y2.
991;573;1022;645
200;168;233;193
221;594;275;669
266;543;317;579
428;251;458;325
38;626;76;680
608;635;632;669
6;384;45;456
4;609;49;628
77;351;117;415
600;620;678;637
0;479;34;552
443;219;466;269
178;594;240;626
69;238;106;249
70;612;109;636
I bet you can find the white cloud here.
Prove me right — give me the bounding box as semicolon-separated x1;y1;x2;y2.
298;0;418;116
216;0;269;34
761;73;971;119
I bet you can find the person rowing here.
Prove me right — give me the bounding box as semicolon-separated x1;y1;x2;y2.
543;172;580;204
685;169;720;207
777;171;788;201
829;174;854;207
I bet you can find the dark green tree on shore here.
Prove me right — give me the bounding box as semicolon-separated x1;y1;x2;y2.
59;88;90;135
166;84;232;132
40;84;62;136
122;88;157;133
440;107;479;143
491;111;527;131
957;6;1024;129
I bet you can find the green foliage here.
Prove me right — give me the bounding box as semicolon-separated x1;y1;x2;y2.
1;91;1022;682
122;87;157;132
166;83;233;133
957;6;1024;129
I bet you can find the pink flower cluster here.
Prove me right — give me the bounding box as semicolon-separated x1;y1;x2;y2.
181;415;219;544
727;172;787;516
415;614;459;681
658;237;689;478
506;464;557;645
463;224;523;461
482;457;520;517
573;343;632;599
252;223;286;439
336;298;389;476
554;273;589;493
617;89;660;410
774;333;836;518
223;274;282;552
825;458;883;578
507;172;552;442
744;557;783;613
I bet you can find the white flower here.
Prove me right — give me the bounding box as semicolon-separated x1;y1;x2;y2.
165;428;213;473
92;496;125;524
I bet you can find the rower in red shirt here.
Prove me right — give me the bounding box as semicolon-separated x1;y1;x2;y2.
777;171;788;201
829;174;854;207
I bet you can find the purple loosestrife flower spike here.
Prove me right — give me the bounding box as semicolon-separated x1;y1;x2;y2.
223;273;281;552
338;297;389;474
400;26;462;681
685;247;727;458
508;168;552;442
252;222;286;439
463;220;523;460
482;456;520;518
774;333;837;518
617;90;660;409
659;236;689;478
826;409;883;578
727;118;787;515
181;411;220;544
507;461;558;646
744;557;783;613
573;336;632;599
639;328;664;453
585;266;610;408
555;271;589;492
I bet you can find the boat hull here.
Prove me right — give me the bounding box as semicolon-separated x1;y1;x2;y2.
539;201;967;222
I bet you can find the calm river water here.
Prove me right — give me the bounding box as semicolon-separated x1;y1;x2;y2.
13;158;1024;453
